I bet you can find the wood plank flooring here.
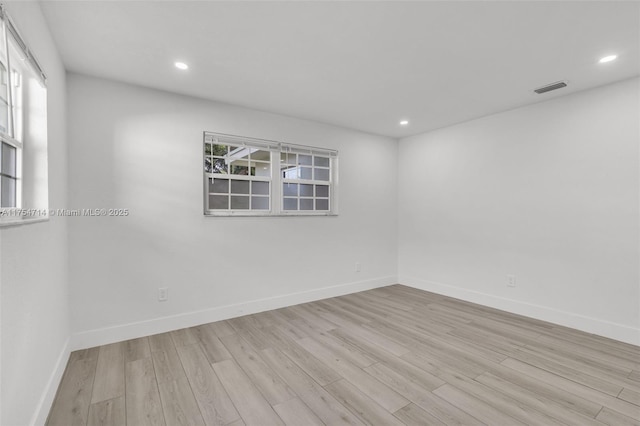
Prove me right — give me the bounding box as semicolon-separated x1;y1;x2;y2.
47;285;640;426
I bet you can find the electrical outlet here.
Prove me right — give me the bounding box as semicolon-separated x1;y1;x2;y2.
158;287;169;301
355;262;361;272
507;275;516;287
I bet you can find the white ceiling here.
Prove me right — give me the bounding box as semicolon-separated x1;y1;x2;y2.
39;1;639;138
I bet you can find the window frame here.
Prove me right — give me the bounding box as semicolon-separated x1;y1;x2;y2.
279;148;334;215
1;138;22;209
0;4;48;226
203;131;338;217
0;63;23;210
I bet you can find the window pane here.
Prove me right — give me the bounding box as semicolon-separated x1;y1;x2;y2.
211;178;229;194
252;181;269;195
0;61;8;135
300;198;314;210
1;176;15;207
315;185;329;197
300;184;313;197
209;194;228;210
212;158;228;174
231;196;249;209
251;150;270;161
204;143;212;155
230;160;251;175
252;162;270;177
207;157;229;174
300;167;312;180
283;183;298;197
281;152;295;164
283;198;297;210
204;157;212;173
316;198;329;211
10;69;18;140
251;196;269;210
212;144;227;156
298;154;312;166
229;145;250;160
314;156;330;167
282;166;298;179
230;179;250;194
2;143;16;177
314;168;330;181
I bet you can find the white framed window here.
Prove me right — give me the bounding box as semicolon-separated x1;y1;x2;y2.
203;132;338;216
0;5;48;225
281;149;332;213
0;16;23;209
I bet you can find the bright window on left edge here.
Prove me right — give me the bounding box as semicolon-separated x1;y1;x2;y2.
0;23;22;208
0;5;48;224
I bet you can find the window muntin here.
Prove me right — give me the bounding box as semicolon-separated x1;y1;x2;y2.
203;132;337;216
0;66;21;208
204;134;275;213
0;5;47;225
207;177;271;211
0;64;8;135
0;141;17;206
280;150;332;213
0;16;25;209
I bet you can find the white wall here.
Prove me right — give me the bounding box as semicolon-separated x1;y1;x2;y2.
0;2;70;425
398;77;640;345
67;74;398;348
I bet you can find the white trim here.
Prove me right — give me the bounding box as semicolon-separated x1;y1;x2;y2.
30;337;70;426
0;214;48;227
70;276;397;350
0;4;47;85
399;276;640;347
204;132;280;151
0;132;23;150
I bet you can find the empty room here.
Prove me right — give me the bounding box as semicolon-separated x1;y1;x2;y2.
1;1;639;425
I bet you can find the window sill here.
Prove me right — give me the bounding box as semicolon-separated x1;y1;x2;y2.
0;214;49;228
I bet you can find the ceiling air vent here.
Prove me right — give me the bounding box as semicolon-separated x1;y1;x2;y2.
534;81;568;94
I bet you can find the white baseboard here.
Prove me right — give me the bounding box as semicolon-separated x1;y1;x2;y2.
400;276;640;347
71;276;397;350
31;337;70;426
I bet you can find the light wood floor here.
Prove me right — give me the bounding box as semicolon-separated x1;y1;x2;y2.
47;285;640;426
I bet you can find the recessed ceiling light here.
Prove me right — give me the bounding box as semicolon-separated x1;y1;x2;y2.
399;120;409;126
599;55;617;64
174;61;189;70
